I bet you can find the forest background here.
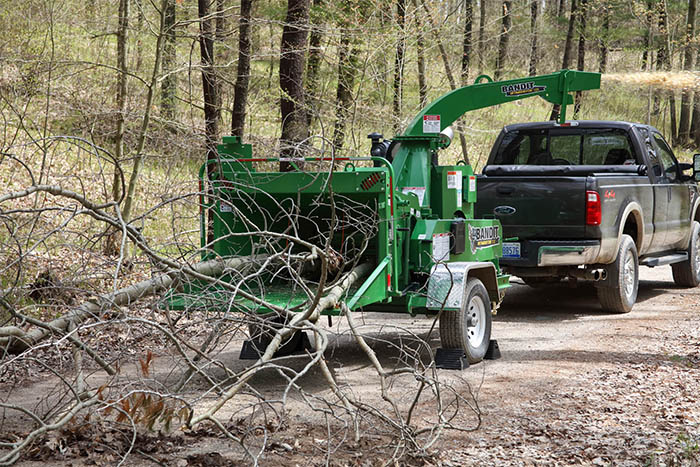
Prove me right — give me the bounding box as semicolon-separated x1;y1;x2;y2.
0;0;699;464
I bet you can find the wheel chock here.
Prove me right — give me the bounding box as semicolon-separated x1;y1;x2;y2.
484;339;501;360
434;348;470;370
239;331;311;360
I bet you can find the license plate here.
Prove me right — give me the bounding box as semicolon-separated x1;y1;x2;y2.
502;242;520;258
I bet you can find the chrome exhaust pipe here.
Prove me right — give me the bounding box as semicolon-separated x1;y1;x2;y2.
569;268;606;281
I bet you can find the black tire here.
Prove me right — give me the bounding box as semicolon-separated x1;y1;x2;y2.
439;278;492;364
671;221;700;287
597;234;638;313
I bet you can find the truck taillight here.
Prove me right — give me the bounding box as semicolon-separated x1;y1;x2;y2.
586;191;601;225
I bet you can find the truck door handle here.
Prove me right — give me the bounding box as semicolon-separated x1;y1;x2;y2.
497;186;514;195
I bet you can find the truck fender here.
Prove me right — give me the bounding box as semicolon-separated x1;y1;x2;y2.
607;202;645;262
426;262;499;312
681;197;700;249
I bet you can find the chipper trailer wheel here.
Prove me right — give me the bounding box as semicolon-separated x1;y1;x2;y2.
439;277;492;364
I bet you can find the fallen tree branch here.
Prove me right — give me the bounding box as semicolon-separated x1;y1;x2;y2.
0;255;258;354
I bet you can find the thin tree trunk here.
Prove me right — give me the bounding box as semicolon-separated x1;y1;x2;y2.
135;0;144;72
216;0;226;39
279;0;310;171
478;0;486;74
692;48;700;142
494;0;511;81
105;0;130;255
598;3;609;73
332;28;359;154
561;0;577;70
678;0;696;144
161;0;177;122
392;0;406;134
574;0;587;116
642;0;654;70
198;0;220;166
413;0;428;108
113;0;129;205
304;0;323;128
654;0;676;140
121;0;168;222
550;0;577;120
692;91;700;143
557;0;565;17
528;0;538;76
419;0;470;164
231;0;253;137
462;0;473;84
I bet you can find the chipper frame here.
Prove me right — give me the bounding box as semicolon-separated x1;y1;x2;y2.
168;69;601;366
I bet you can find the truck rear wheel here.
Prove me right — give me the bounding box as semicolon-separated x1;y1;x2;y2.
597;234;638;313
671;221;700;287
439;278;492;364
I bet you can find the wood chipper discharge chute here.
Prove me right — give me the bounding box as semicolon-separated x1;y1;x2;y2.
166;69;601;367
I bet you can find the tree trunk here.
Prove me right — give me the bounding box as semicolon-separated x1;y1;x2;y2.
693;48;700;143
462;0;473;84
216;0;226;39
598;3;609;73
332;28;359;154
494;1;511;81
304;0;323;128
678;0;696;144
198;0;220;165
420;0;470;164
113;0;129;205
135;0;144;72
279;0;310;171
692;91;700;143
121;0;168;223
557;0;565;17
160;0;177;122
528;0;538;76
574;0;587;116
550;0;577;120
414;0;428;108
478;0;486;74
642;0;654;70
654;0;676;140
392;0;406;134
231;0;253;138
105;0;130;255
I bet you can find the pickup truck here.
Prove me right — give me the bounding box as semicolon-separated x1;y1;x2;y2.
475;120;700;313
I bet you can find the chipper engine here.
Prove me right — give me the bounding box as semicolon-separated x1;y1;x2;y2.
167;69;601;367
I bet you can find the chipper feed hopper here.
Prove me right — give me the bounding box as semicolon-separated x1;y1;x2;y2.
168;69;601;366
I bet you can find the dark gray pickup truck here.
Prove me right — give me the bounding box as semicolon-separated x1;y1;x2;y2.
476;120;700;313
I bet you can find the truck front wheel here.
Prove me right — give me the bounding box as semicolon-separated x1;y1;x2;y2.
597;234;638;313
439;278;492;364
671;221;700;287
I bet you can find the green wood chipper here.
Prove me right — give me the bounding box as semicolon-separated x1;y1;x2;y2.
167;69;601;367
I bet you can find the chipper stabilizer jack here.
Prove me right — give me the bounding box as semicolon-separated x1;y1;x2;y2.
167;69;601;367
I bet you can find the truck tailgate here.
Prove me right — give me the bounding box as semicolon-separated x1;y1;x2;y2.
475;175;588;239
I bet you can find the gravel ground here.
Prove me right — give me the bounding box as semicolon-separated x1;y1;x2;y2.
6;266;700;466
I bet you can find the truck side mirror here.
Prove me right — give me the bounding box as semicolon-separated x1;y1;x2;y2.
694;154;700;182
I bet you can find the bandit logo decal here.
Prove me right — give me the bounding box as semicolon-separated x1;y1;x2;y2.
501;81;546;97
468;225;500;254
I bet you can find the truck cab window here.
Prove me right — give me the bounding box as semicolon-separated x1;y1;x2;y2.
582;130;634;165
653;133;678;182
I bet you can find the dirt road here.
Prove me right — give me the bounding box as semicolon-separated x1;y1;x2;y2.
186;266;700;465
440;266;700;465
6;266;700;465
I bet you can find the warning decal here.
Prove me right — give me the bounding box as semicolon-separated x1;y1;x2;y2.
432;233;450;261
423;115;441;133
